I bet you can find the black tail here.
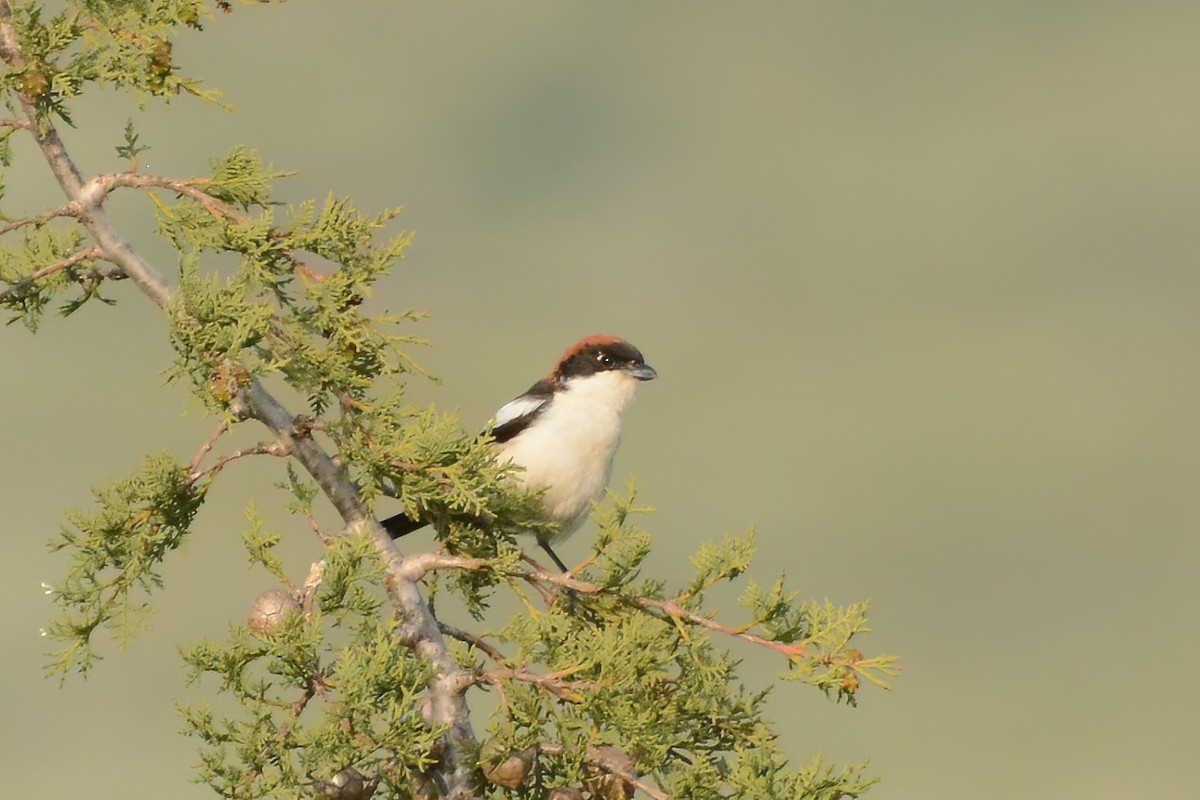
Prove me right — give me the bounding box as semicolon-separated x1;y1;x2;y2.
380;511;424;539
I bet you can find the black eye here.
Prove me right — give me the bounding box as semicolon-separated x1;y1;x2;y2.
596;352;615;368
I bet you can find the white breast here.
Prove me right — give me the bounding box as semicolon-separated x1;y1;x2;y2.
495;371;639;541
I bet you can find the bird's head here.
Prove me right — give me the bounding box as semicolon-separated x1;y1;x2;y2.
550;334;658;385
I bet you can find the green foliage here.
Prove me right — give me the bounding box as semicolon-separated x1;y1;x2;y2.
204;146;287;209
175;484;895;799
0;224;110;330
0;0;260;128
115;117;149;161
241;500;287;582
2;2;899;798
470;488;892;797
44;452;203;677
159;149;422;416
587;480;656;589
181;533;446;800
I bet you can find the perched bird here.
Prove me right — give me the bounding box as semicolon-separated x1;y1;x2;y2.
381;335;657;571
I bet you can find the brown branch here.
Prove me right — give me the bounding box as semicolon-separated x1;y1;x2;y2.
589;757;666;800
515;552;561;605
79;172;328;283
438;622;506;664
521;568;816;662
597;768;666;800
184;441;291;487
82;172;241;222
305;510;335;545
537;743;669;800
438;622;592;703
0;245;106;303
0;202;79;235
483;666;591;703
185;421;229;476
399;551;489;582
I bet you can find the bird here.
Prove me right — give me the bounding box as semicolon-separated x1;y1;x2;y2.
380;334;657;571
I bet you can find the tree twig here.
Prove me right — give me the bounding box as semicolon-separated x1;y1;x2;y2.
0;202;79;236
437;622;591;703
521;568;823;662
0;245;105;302
537;743;669;800
80;171;327;282
184;421;229;476
438;621;506;663
483;665;591;703
184;441;291;487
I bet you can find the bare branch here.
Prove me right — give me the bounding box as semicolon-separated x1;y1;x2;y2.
299;560;326;614
0;202;79;235
590;759;667;800
438;622;507;664
399;551;489;582
184;441;291;487
83;172;242;222
185;421;229;476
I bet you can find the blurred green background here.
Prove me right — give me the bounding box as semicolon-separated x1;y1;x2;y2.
4;1;1200;797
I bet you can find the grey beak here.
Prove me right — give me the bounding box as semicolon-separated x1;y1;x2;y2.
626;363;658;381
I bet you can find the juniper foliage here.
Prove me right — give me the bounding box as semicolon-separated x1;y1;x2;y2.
2;3;899;798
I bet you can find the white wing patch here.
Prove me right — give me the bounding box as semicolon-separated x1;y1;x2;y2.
493;394;549;429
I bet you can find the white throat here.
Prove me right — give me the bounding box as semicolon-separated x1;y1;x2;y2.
497;371;641;539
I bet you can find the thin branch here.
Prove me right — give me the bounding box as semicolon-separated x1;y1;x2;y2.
86;172;240;222
299;560;326;615
184;421;229;476
438;622;506;664
0;202;79;235
537;743;669;800
184;441;291;487
305;510;335;546
438;623;592;703
600;768;667;800
516;552;561;605
82;171;328;283
436;625;518;711
522;568;819;662
0;244;106;302
594;764;667;800
483;665;590;703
